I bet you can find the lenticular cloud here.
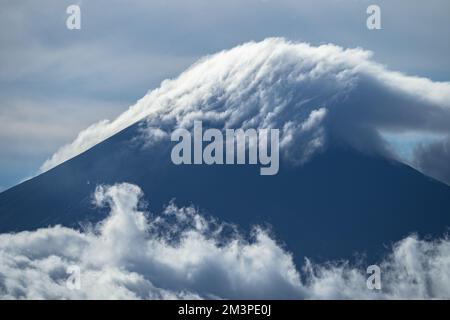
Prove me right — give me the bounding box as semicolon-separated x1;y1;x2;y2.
40;38;450;185
0;183;449;299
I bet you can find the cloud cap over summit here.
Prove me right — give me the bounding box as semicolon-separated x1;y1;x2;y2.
40;38;450;185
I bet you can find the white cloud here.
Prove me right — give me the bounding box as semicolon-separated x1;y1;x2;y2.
0;182;449;299
40;39;362;171
40;38;450;185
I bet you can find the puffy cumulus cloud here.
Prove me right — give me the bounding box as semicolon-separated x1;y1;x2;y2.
0;183;449;300
0;183;302;299
304;235;450;299
40;38;450;184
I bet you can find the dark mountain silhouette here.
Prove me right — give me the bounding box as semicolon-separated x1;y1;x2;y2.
1;120;449;264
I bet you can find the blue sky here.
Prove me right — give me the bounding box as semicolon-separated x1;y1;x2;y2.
1;0;450;191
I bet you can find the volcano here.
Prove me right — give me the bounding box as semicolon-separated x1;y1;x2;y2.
1;119;449;264
1;39;450;267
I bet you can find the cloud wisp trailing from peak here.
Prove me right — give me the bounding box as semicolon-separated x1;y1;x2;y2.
0;182;449;300
40;38;450;184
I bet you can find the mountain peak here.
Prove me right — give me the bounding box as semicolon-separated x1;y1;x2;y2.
39;39;450;187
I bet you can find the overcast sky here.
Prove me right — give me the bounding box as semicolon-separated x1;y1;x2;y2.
1;0;449;190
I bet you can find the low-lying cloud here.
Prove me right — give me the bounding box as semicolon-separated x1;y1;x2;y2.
40;38;450;185
0;183;449;299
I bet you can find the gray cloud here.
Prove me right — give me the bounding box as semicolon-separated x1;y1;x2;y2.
414;137;450;184
0;96;128;188
0;182;449;299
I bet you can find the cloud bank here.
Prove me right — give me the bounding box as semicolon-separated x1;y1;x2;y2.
40;38;450;184
0;183;449;299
